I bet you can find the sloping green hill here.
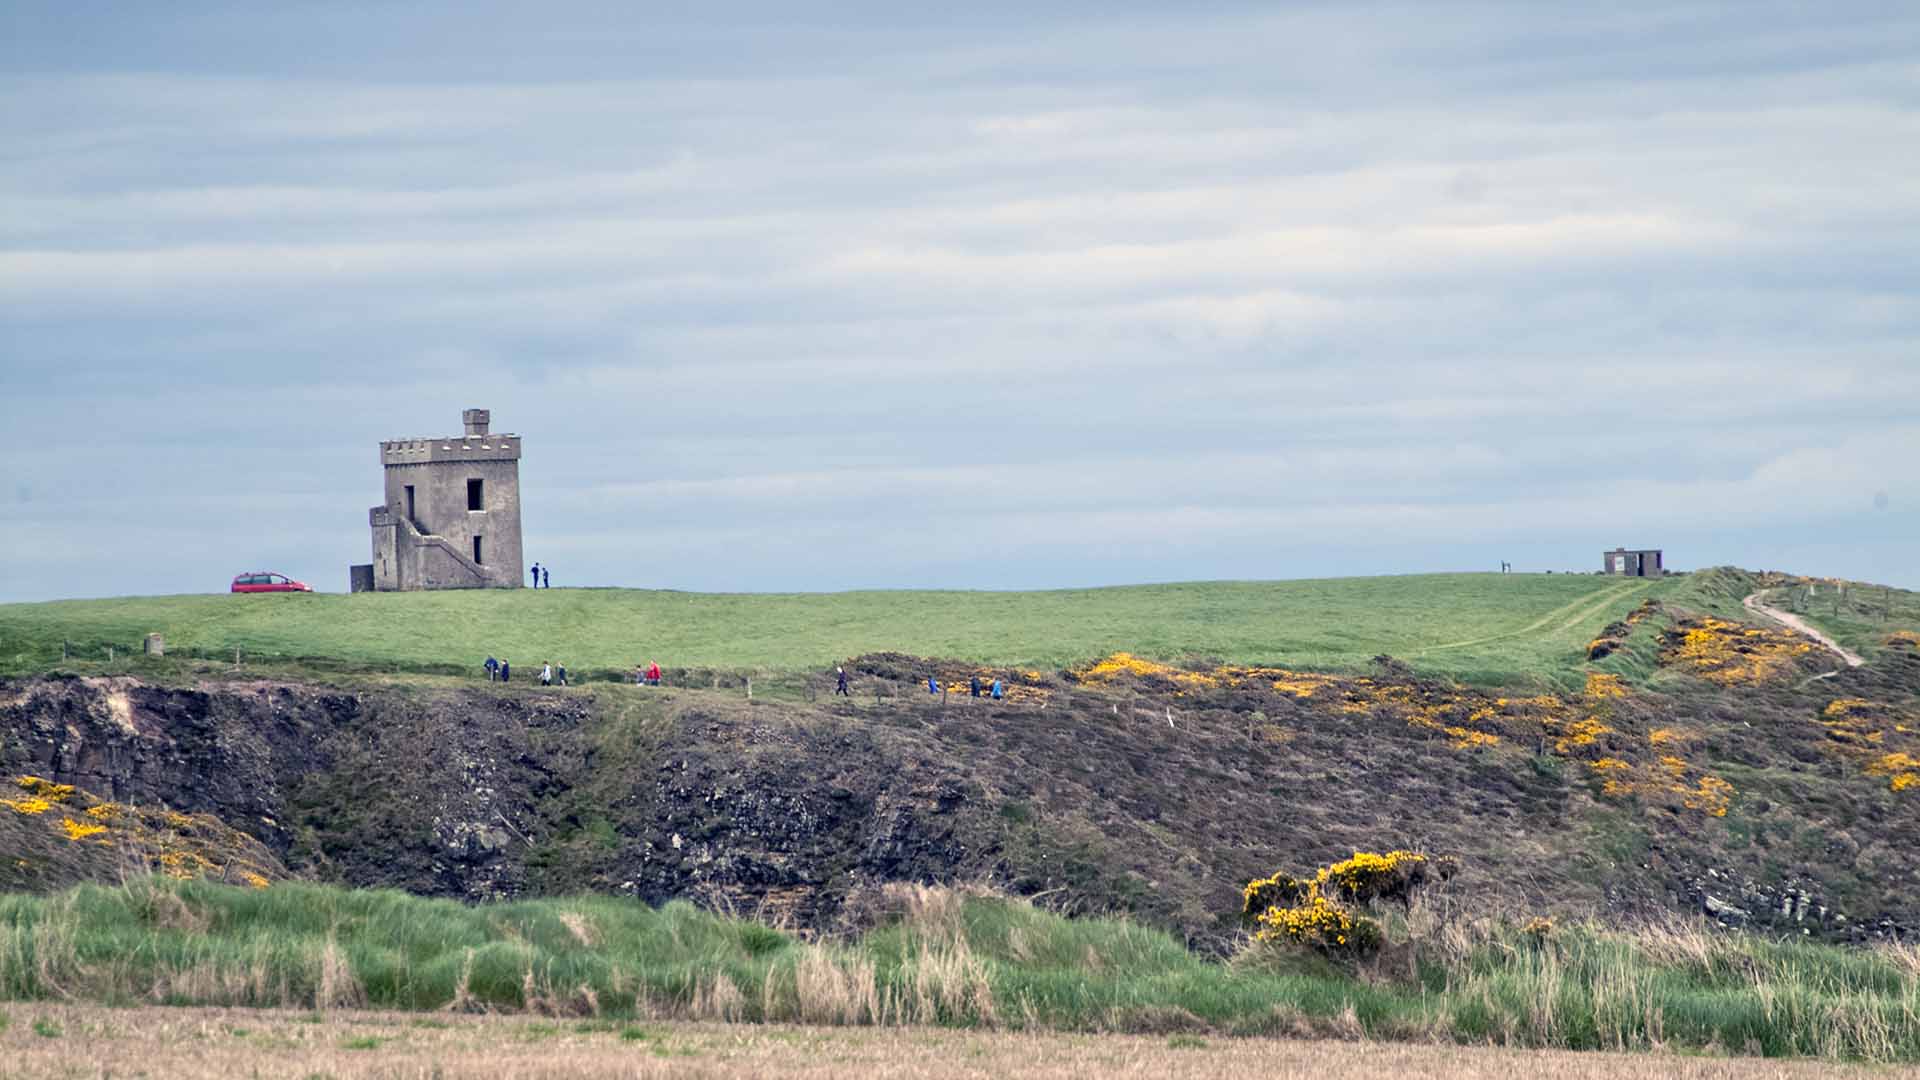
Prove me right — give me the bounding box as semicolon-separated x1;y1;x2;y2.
0;573;1685;686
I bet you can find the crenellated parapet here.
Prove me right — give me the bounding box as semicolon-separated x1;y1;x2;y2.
379;436;522;466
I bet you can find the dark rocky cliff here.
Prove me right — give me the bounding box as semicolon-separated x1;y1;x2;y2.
4;652;1917;949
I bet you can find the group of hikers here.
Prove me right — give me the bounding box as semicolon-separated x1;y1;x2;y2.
482;659;1002;699
926;673;1005;700
482;656;569;685
482;656;662;687
830;666;1000;699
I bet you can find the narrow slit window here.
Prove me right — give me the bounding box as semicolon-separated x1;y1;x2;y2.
467;478;484;511
472;535;484;564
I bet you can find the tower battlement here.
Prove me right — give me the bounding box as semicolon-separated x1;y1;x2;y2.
379;434;522;466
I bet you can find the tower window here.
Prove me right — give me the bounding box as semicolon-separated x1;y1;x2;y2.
467;478;484;511
473;535;484;564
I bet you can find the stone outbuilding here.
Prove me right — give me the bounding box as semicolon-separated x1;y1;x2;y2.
350;409;524;591
1603;547;1664;577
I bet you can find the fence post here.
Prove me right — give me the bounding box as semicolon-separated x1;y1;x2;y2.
746;675;752;700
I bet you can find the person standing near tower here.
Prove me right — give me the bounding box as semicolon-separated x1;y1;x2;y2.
530;562;540;587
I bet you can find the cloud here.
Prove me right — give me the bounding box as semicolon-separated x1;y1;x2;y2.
2;2;1918;601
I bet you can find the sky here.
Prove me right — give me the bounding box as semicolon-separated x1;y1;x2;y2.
1;1;1916;601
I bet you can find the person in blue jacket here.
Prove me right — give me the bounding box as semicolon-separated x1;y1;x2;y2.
927;676;940;694
990;679;1003;700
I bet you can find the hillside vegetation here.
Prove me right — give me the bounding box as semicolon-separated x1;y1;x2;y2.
4;565;1919;1067
4;878;1917;1061
0;572;1698;687
6;594;1916;952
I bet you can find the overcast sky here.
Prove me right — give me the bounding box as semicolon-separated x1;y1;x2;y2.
2;2;1916;601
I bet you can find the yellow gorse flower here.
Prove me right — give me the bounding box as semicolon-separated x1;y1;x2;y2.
1584;673;1627;699
1444;726;1500;749
15;776;75;801
1664;617;1814;684
60;817;107;841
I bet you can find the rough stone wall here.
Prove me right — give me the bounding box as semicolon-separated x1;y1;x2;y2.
370;508;402;590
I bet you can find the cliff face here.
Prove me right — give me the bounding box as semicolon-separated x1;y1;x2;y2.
4;650;1918;949
0;675;996;933
0;677;345;854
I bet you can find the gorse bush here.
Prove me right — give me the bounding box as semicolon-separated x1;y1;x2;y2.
1241;851;1454;959
1248;896;1382;956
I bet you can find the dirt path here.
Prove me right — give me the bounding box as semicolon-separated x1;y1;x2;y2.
1415;580;1652;656
1743;592;1865;668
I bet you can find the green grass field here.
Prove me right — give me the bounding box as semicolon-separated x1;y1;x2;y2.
0;573;1693;686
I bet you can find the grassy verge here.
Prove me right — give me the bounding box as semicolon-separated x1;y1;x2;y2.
2;879;1916;1061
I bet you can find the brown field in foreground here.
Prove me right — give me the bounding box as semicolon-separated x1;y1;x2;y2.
5;1006;1915;1080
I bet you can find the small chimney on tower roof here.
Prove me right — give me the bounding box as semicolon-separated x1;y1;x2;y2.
463;408;490;437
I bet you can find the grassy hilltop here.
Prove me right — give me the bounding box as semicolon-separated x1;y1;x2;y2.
0;572;1699;687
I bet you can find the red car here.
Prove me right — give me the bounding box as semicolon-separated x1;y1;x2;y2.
231;572;313;593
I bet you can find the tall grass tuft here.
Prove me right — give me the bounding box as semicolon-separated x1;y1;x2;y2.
0;878;1915;1061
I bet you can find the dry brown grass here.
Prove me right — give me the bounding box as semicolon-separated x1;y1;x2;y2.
0;1004;1903;1079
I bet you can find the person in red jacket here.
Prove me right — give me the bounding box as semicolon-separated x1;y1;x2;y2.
646;660;662;686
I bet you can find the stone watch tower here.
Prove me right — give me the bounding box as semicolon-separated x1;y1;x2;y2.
351;409;524;591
